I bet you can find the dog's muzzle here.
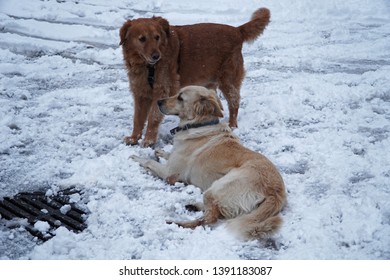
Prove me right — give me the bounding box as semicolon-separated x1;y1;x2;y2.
148;52;161;65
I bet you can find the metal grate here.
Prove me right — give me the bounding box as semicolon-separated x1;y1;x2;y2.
0;188;87;241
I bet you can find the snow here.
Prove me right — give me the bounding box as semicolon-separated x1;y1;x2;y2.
59;205;71;215
0;0;389;260
34;221;50;234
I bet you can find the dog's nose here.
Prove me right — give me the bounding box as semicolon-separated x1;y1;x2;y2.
151;52;160;61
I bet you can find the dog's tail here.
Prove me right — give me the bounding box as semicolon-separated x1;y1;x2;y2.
225;196;284;240
238;8;270;43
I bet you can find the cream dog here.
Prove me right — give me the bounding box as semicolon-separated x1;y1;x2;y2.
132;85;286;239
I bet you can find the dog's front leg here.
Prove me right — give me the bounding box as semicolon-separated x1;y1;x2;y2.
131;155;179;185
125;95;152;146
131;155;168;180
142;100;164;147
155;149;170;161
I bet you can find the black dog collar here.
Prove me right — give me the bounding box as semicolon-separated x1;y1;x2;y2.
170;119;220;135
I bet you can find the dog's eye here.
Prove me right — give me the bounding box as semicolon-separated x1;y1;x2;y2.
155;35;160;41
139;36;146;43
177;94;183;101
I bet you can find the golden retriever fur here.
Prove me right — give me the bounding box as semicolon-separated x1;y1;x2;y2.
120;8;270;147
132;86;286;240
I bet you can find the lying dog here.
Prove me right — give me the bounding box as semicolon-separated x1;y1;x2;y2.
132;86;286;240
120;8;270;147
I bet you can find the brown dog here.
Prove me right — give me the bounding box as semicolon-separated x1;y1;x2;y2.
120;8;270;147
132;86;286;240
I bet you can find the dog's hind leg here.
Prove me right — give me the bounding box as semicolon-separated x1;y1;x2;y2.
220;85;240;128
172;191;221;229
217;50;244;128
185;203;204;212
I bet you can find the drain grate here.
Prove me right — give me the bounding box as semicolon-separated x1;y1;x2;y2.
0;188;87;241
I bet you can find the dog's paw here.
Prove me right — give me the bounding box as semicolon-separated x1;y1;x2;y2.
124;135;140;146
130;155;146;165
155;149;169;160
166;219;202;229
141;138;156;148
229;119;238;129
165;174;178;185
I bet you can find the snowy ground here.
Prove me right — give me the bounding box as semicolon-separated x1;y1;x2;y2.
0;0;389;259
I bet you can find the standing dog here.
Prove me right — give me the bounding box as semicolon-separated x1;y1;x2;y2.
132;86;286;240
120;8;270;147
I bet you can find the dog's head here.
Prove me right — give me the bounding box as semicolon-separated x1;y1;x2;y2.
158;86;224;126
119;16;170;65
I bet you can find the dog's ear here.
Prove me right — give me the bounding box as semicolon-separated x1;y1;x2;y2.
194;93;224;118
153;16;170;37
119;20;132;46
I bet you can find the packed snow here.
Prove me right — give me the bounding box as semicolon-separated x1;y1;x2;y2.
0;0;389;259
